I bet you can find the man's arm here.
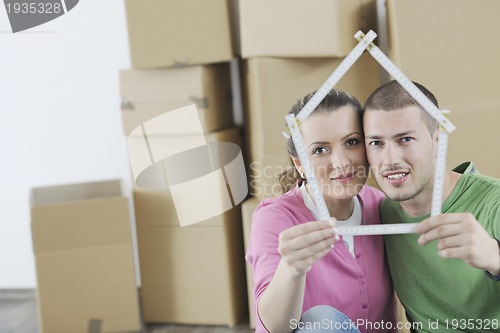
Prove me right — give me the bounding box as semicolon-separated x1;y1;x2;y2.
416;212;500;276
486;238;500;279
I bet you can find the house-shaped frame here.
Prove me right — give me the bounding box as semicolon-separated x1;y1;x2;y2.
285;30;456;236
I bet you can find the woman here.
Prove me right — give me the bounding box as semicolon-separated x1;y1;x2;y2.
246;89;396;333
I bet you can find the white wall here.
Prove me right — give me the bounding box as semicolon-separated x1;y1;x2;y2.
0;0;131;288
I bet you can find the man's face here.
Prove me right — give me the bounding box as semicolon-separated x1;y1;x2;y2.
363;106;438;203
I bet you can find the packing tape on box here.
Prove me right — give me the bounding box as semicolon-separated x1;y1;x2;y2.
128;104;248;227
88;319;102;333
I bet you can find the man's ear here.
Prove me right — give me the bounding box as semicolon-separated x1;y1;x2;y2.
433;128;440;142
433;128;440;157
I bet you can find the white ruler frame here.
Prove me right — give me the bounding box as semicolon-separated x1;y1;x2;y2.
285;30;456;236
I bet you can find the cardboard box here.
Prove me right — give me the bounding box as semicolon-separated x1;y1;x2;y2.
133;192;247;326
125;0;233;68
386;0;500;107
239;0;376;58
446;103;500;179
243;53;380;161
120;63;233;135
128;126;244;189
129;126;248;228
365;172;381;191
386;0;500;179
131;127;248;325
396;296;411;333
241;197;261;329
227;0;241;56
30;180;141;333
247;152;291;200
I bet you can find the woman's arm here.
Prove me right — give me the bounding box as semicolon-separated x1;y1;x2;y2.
257;219;338;333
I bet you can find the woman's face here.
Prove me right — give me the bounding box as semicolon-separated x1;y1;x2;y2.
293;105;368;200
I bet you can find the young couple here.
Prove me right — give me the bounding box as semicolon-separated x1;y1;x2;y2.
246;81;500;333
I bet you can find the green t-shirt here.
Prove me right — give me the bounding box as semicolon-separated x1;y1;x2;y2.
382;162;500;333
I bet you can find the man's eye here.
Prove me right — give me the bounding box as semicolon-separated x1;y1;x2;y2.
400;137;414;143
369;141;382;146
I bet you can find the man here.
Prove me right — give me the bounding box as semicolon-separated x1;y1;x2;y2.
362;80;500;333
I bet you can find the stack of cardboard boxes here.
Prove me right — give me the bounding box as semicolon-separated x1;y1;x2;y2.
385;0;500;179
121;0;247;327
384;3;500;328
30;180;141;333
237;0;381;327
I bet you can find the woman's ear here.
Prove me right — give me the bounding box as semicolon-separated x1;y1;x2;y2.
291;157;304;179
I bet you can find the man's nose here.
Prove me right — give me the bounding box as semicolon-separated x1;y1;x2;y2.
383;143;401;166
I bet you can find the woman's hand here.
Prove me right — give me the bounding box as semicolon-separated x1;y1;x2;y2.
278;219;340;277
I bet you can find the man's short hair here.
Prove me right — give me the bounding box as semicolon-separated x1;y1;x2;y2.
363;80;439;134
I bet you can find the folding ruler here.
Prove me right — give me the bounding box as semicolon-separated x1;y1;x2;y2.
284;30;456;236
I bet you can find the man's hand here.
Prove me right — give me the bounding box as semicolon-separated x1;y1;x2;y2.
416;212;500;275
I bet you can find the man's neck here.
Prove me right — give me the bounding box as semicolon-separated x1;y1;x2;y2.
400;170;462;218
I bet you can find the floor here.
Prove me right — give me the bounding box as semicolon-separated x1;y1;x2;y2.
0;289;38;333
0;289;254;333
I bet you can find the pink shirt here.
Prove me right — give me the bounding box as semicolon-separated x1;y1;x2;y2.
246;186;396;333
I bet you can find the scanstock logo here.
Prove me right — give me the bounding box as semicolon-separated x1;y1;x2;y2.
3;0;79;33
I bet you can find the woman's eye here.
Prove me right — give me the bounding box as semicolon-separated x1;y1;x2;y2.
346;138;360;146
369;141;382;146
312;147;328;155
